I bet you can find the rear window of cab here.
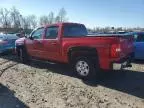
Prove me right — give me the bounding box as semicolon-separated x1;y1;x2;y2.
63;24;88;37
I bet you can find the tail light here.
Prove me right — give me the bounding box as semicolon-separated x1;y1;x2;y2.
111;44;121;58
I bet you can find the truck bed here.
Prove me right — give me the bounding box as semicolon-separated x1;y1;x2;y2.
87;34;130;37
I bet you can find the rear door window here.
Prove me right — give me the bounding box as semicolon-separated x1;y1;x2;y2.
45;26;58;39
64;24;87;37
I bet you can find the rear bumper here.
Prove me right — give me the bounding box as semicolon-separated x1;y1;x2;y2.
111;53;134;70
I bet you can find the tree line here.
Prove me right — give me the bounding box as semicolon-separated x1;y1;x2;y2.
0;7;143;34
0;7;68;33
87;27;144;33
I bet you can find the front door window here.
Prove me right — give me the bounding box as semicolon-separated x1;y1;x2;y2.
31;28;44;39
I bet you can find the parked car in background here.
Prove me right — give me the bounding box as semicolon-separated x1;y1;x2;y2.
126;32;144;60
15;33;21;37
117;31;128;34
108;31;128;34
0;34;19;54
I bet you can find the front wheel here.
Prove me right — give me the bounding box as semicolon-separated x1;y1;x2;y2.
73;57;100;80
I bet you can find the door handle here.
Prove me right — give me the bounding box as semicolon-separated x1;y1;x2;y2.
35;40;42;44
51;42;57;45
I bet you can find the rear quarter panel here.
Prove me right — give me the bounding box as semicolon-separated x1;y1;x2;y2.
61;37;116;69
61;35;134;70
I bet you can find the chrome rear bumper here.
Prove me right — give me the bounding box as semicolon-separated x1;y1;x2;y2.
113;61;132;70
112;53;133;70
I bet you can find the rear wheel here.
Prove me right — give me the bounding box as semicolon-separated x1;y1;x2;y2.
73;57;100;80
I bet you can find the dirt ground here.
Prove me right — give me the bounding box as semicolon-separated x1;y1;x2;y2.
0;54;144;108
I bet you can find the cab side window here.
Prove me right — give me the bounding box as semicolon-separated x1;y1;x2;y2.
31;28;44;39
64;25;87;37
45;26;58;39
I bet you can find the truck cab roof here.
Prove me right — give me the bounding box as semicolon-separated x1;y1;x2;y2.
43;22;84;28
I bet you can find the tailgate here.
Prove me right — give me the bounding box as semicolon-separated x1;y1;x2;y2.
119;35;134;58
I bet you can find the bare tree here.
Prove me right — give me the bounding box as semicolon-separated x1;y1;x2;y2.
21;16;31;30
56;8;68;23
0;7;69;32
0;8;11;32
10;7;21;28
116;27;123;32
31;15;37;28
55;16;60;23
39;12;55;26
39;15;49;26
26;15;37;29
39;8;68;25
47;12;55;24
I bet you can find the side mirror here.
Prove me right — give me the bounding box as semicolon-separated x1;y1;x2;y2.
24;35;28;38
29;36;33;40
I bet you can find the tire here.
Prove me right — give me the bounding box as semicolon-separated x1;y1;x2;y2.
72;56;100;80
19;47;30;64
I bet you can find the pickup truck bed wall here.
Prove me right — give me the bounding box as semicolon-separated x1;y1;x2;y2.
62;36;133;69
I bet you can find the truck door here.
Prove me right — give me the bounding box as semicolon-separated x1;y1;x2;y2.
25;27;45;58
43;26;61;60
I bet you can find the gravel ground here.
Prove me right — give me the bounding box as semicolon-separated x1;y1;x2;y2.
0;55;144;108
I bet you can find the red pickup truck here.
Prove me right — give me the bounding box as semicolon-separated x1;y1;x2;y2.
15;23;134;79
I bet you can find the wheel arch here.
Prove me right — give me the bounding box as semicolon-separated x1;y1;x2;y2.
68;46;99;64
